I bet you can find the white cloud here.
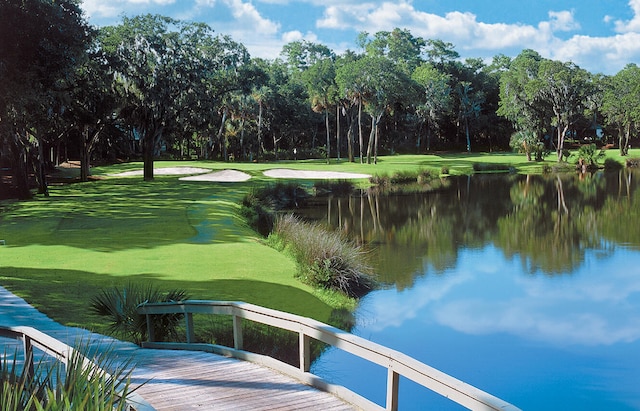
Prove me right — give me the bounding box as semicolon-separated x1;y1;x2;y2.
615;0;640;32
81;0;176;18
281;30;319;44
548;10;580;32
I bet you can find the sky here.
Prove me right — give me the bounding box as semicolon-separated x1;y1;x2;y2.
80;0;640;75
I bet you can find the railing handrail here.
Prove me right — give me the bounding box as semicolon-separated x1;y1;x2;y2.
137;300;521;411
0;325;154;411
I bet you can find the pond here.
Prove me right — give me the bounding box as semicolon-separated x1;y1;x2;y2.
298;171;640;410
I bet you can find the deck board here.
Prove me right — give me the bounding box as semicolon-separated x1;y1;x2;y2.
0;286;356;411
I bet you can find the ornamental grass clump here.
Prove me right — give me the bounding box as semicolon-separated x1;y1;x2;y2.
273;214;375;297
1;342;136;411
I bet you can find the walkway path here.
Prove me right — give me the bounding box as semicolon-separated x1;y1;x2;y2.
0;286;355;410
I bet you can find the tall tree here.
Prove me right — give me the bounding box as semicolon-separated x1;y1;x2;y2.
532;60;592;161
302;58;337;162
412;63;452;151
0;0;90;197
602;64;640;156
100;16;251;180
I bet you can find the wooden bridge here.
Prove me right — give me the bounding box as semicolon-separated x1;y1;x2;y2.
0;287;520;410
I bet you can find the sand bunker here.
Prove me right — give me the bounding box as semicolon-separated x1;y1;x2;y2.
180;169;252;182
263;168;371;180
109;166;370;182
110;167;211;177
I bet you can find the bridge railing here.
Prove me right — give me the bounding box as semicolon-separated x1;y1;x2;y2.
137;300;520;411
0;325;153;411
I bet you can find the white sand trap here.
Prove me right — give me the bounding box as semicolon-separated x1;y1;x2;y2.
263;168;371;180
180;169;252;182
110;167;211;177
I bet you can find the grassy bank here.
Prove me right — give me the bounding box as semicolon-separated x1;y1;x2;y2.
0;150;635;337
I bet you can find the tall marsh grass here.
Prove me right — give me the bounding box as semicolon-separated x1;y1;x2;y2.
271;214;375;297
1;342;136;411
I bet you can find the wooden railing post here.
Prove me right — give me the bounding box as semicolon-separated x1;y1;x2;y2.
145;313;155;342
22;335;34;380
232;314;243;350
185;313;195;343
386;367;399;411
299;332;310;372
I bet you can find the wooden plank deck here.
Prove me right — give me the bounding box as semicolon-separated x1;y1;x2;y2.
0;286;355;410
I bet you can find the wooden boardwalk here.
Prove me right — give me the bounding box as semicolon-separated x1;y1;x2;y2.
0;287;354;410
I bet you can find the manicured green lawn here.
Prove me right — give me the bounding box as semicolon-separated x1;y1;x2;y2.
0;149;634;335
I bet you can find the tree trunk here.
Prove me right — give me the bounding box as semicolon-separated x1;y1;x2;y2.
556;121;568;162
325;108;330;164
257;102;264;156
373;114;381;164
336;104;341;160
36;135;48;196
465;117;471;153
358;99;363;164
366;115;376;164
217;107;228;161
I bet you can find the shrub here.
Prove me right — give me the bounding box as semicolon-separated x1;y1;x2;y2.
1;342;136;411
626;158;640;168
313;180;355;195
604;158;623;171
272;214;375;297
575;143;604;169
472;163;512;173
90;283;189;345
240;183;309;236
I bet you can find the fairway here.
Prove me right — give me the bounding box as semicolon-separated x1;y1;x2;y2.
0;152;632;335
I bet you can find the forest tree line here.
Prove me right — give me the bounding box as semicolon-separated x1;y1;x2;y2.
2;0;640;198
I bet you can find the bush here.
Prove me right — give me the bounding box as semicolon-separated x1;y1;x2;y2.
313;180;355;195
604;158;623;171
472;163;513;173
272;214;375;297
626;158;640;168
90;283;189;345
240;183;309;236
576;143;604;169
1;342;135;411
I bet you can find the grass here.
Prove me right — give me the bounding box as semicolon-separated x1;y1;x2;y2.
0;149;636;338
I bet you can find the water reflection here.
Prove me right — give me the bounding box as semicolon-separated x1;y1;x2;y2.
300;170;640;410
300;170;639;281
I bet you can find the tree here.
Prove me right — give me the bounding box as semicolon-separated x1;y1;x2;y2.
456;81;485;152
497;50;548;137
302;58;337;162
602;64;640;156
0;0;90;197
412;63;452;151
336;56;368;163
100;16;251;180
533;60;592;161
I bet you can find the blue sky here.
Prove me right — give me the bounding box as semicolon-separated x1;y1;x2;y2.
81;0;640;74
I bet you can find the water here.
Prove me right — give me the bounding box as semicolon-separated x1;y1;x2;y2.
300;171;640;410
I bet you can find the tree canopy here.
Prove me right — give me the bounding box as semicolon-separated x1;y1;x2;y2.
2;6;639;198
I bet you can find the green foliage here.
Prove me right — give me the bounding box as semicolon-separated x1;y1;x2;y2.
1;342;135;411
90;283;189;345
272;214;375;297
509;130;547;161
370;169;435;186
576;143;604;168
313;180;355;195
603;158;623;170
240;183;309;236
472;163;514;173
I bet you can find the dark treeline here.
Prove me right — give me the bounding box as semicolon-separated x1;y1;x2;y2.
2;1;640;199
